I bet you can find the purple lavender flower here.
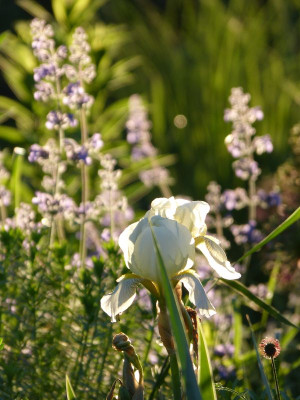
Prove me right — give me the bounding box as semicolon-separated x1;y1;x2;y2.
257;189;281;208
139;167;169;188
233;158;261;180
45;111;77;130
253;134;273;155
70;253;94;269
34;81;54;102
30;19;54;61
0;186;11;206
63;82;94;109
214;343;235;357
32;191;75;219
28;144;49;163
33;64;57;82
132;142;157;160
217;364;236;380
88;133;104;151
64;139;92;165
231;220;263;245
222;188;249;211
249;283;269;299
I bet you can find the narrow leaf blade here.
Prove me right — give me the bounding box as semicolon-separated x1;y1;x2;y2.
237;207;300;263
197;320;217;399
66;375;76;400
246;316;273;400
220;279;299;329
149;221;202;400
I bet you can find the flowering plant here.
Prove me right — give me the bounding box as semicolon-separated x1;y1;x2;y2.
101;197;241;322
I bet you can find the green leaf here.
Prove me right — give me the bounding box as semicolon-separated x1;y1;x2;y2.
246;315;273;400
0;337;4;351
149;221;202;400
0;32;7;45
52;0;68;24
237;207;300;263
66;375;76;400
0;127;24;143
16;0;52;19
220;278;299;329
197;320;217;399
10;147;26;208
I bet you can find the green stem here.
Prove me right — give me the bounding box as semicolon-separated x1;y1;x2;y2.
79;108;89;269
271;357;281;400
96;324;112;393
149;357;170;400
170;352;182;400
143;325;154;363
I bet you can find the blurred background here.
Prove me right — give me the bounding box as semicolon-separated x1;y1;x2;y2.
0;0;299;200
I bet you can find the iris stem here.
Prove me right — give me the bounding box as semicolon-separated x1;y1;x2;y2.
170;352;182;400
271;356;281;400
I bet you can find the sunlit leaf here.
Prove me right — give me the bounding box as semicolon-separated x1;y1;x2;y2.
197;320;217;399
237;207;300;263
149;221;202;400
66;375;76;400
246;316;273;400
220;278;299;329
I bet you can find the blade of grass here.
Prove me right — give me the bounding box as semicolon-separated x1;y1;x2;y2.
246;315;273;400
66;375;76;400
233;299;243;359
197;319;217;399
149;221;202;400
236;207;300;263
219;279;299;329
10;147;25;209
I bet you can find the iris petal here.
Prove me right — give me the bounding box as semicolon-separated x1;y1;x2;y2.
100;277;141;322
197;236;241;280
176;270;216;317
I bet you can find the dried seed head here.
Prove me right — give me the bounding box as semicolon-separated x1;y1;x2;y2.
259;337;281;359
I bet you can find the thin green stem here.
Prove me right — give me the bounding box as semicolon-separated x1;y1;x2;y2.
149;357;170;400
143;324;154;363
79;108;89;268
96;324;113;393
169;352;182;400
249;176;256;221
271;357;281;400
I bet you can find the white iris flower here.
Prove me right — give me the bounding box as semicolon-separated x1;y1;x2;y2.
101;197;241;322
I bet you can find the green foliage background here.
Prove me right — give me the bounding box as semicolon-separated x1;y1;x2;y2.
1;0;299;199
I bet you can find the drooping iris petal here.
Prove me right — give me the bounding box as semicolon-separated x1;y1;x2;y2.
197;236;241;280
174;200;210;237
100;277;141;322
176;270;216;317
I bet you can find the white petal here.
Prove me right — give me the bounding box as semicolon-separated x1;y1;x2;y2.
132;215;195;282
177;270;216;318
100;278;140;322
197;236;241;280
119;218;149;269
174;201;210;237
149;197;177;219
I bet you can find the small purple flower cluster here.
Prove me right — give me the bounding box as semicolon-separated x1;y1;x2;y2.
126;95;170;188
32;191;75;224
64;133;103;166
230;220;263;245
204;181;232;249
95;154;133;234
224;87;272;181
